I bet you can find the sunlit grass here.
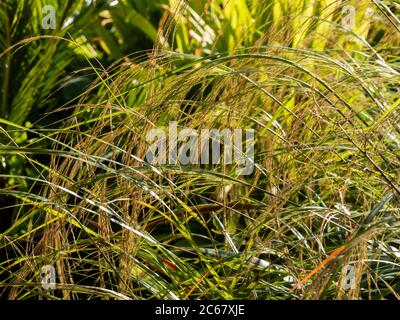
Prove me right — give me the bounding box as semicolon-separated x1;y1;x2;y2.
0;0;399;300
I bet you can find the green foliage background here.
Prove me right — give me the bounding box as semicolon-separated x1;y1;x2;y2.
0;0;399;300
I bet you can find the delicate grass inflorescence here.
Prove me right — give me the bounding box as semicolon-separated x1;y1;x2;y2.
0;0;399;300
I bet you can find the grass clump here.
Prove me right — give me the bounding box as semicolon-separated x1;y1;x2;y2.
0;0;400;300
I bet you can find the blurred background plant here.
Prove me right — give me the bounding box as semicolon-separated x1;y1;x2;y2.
0;0;400;300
